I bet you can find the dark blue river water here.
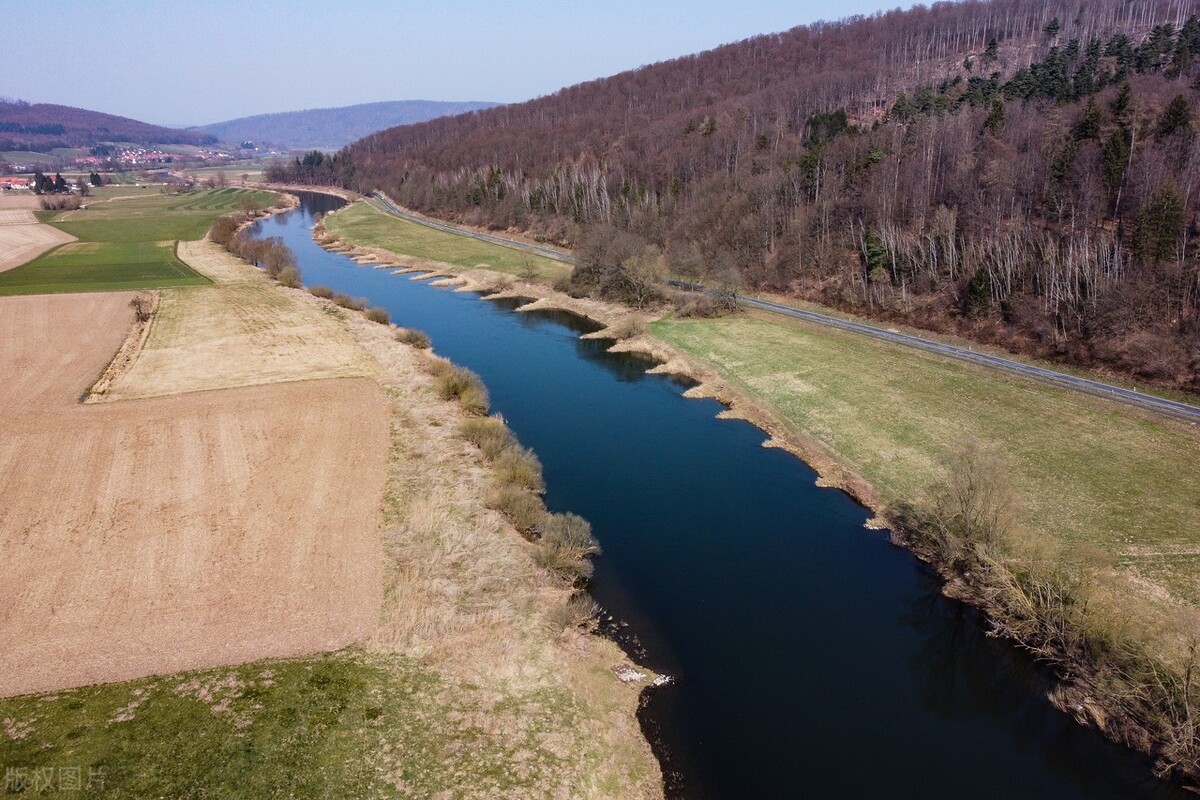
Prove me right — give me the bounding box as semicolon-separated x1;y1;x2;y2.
251;193;1180;799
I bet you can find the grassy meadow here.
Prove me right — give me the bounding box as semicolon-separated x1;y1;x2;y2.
653;312;1200;607
0;652;603;798
324;201;570;281
0;188;275;295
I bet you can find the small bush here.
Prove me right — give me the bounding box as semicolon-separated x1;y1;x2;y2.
493;445;545;493
544;592;601;632
487;485;546;534
39;194;82;211
394;327;431;349
276;266;302;288
309;285;334;299
129;294;153;323
535;545;596;581
209;213;245;246
534;512;600;582
365;306;390;325
481;275;515;295
457;384;490;416
333;293;367;311
673;289;740;318
552;274;574;294
433;363;490;415
459;417;516;459
540;512;601;556
606;315;646;340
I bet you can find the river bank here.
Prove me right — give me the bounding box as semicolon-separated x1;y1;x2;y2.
231;197;667;795
311;191;1199;792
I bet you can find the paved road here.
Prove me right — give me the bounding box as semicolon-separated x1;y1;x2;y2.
369;194;1200;424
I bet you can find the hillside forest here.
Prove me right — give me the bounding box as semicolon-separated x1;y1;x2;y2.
270;0;1200;391
0;100;215;151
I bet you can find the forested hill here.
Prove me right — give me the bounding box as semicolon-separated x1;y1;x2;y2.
276;0;1200;391
191;100;499;150
0;101;215;150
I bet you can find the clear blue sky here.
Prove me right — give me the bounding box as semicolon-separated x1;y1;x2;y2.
2;0;915;126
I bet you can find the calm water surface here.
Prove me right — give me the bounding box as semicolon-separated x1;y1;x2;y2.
251;193;1182;799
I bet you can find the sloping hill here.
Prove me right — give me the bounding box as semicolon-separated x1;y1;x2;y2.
191;100;499;150
278;0;1200;391
0;101;215;151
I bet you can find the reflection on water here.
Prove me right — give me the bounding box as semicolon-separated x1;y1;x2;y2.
249;192;1183;800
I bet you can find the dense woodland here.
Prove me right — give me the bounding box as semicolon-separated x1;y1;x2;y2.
272;0;1200;390
0;100;215;150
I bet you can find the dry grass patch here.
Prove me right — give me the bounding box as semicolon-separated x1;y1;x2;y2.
331;309;662;798
91;239;378;401
394;326;431;349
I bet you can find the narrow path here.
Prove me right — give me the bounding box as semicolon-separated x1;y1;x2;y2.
369;192;1200;424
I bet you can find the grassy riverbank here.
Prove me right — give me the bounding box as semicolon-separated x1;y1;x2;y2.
324;200;569;281
654;311;1200;604
0;221;660;797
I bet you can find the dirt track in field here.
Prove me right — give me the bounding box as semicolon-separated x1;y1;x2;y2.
0;293;388;697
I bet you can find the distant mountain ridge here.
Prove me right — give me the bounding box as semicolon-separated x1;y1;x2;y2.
191;100;500;150
0;100;215;151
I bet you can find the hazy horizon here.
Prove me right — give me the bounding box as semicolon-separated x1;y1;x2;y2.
2;0;916;126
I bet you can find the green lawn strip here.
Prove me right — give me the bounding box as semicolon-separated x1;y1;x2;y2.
0;242;207;295
325;201;569;281
0;652;591;799
46;188;277;243
652;314;1200;604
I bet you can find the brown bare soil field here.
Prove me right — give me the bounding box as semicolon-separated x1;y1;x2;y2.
0;194;38;210
0;214;75;272
0;293;134;408
0;293;388;697
0;209;36;224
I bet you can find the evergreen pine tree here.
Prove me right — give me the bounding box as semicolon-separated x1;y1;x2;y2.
1101;130;1130;212
983;100;1006;135
1157;94;1192;138
1132;186;1185;264
1073;98;1103;139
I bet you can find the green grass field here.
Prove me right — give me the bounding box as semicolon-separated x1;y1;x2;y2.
50;187;276;242
654;312;1200;606
325;201;570;281
0;651;596;798
0;242;204;295
0;188;275;295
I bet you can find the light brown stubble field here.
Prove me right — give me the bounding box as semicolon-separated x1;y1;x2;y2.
0;195;76;272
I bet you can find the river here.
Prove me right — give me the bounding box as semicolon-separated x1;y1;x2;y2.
250;192;1182;799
